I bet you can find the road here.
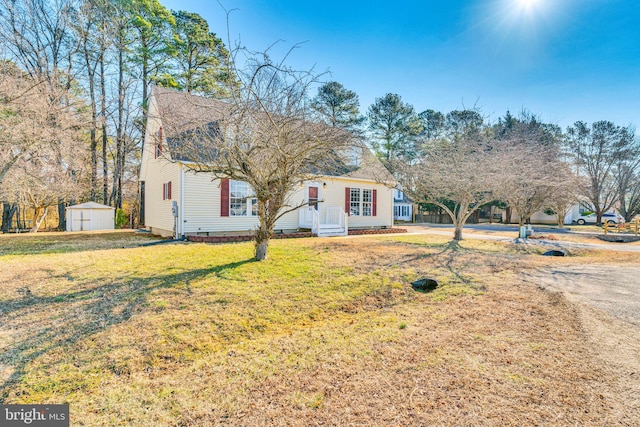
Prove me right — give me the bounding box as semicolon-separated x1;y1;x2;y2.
401;223;640;253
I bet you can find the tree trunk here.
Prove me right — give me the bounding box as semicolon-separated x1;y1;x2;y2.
86;48;98;202
255;239;269;261
595;211;603;226
453;223;463;240
31;206;49;233
254;199;274;261
57;198;66;231
2;202;17;232
505;206;512;224
112;32;126;210
100;53;109;204
452;202;468;241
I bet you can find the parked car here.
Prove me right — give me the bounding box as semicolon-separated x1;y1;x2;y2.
574;212;624;225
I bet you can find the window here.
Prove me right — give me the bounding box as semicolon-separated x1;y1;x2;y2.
350;188;374;217
362;189;372;216
162;181;172;200
395;205;409;218
350;188;361;216
229;180;257;216
348;146;362;167
155;127;163;158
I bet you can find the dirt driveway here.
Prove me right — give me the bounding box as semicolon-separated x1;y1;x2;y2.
528;265;640;327
525;265;640;422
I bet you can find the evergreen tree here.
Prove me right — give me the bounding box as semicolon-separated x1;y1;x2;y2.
311;81;363;131
367;93;422;165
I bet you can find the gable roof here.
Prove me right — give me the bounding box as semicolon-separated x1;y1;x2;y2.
152;86;231;135
149;86;395;184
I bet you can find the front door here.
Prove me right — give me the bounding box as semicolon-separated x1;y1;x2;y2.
308;186;319;210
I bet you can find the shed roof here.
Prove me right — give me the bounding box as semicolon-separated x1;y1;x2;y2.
66;202;115;210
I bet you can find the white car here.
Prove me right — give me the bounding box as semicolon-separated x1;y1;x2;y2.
575;213;623;225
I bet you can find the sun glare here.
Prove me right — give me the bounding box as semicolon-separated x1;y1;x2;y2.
518;0;539;11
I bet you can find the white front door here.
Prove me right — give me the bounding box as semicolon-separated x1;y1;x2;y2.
306;183;322;211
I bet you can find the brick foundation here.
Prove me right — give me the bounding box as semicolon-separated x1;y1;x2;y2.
186;228;407;244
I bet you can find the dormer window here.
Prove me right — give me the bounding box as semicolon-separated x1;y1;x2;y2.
348;146;362;167
155;127;163;158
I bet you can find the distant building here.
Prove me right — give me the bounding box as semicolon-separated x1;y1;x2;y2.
393;188;413;222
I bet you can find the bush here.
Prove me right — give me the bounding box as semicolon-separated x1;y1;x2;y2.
115;208;128;228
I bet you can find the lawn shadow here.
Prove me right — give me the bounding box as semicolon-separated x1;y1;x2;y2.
0;258;254;401
391;238;478;287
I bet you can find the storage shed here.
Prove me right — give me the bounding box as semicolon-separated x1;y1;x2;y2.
66;202;115;231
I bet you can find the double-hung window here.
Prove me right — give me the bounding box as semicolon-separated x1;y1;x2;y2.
229;180;257;216
350;188;361;216
350;188;373;217
362;189;372;216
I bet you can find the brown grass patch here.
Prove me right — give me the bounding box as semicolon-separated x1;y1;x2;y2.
0;232;637;425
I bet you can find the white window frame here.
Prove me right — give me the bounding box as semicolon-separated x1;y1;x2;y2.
350;187;373;217
230;180;257;217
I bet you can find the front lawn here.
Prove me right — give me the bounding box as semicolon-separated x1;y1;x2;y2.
0;232;634;425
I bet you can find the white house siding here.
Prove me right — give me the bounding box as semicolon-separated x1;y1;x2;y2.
178;173;394;235
529;211;559;225
139;90;161;182
508;204;585;226
144;161;182;237
182;172;300;235
321;177;393;228
140;91;183;237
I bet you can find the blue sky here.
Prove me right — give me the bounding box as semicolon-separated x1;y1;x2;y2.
162;0;640;129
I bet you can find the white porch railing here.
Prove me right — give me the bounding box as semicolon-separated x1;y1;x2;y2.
299;206;348;237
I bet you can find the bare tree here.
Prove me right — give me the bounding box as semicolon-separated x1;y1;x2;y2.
566;121;635;224
0;61;87;232
3;142;86;232
397;115;499;240
543;163;584;228
0;62;60;184
612;133;640;221
160;46;358;260
493;111;566;227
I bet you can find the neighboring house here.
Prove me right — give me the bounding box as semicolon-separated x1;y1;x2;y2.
505;203;615;225
139;86;395;238
393;189;413;222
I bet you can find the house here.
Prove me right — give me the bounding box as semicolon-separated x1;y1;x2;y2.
393;189;413;222
139;86;395;238
505;203;609;225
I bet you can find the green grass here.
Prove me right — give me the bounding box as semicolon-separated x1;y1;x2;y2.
0;231;631;426
0;235;413;419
